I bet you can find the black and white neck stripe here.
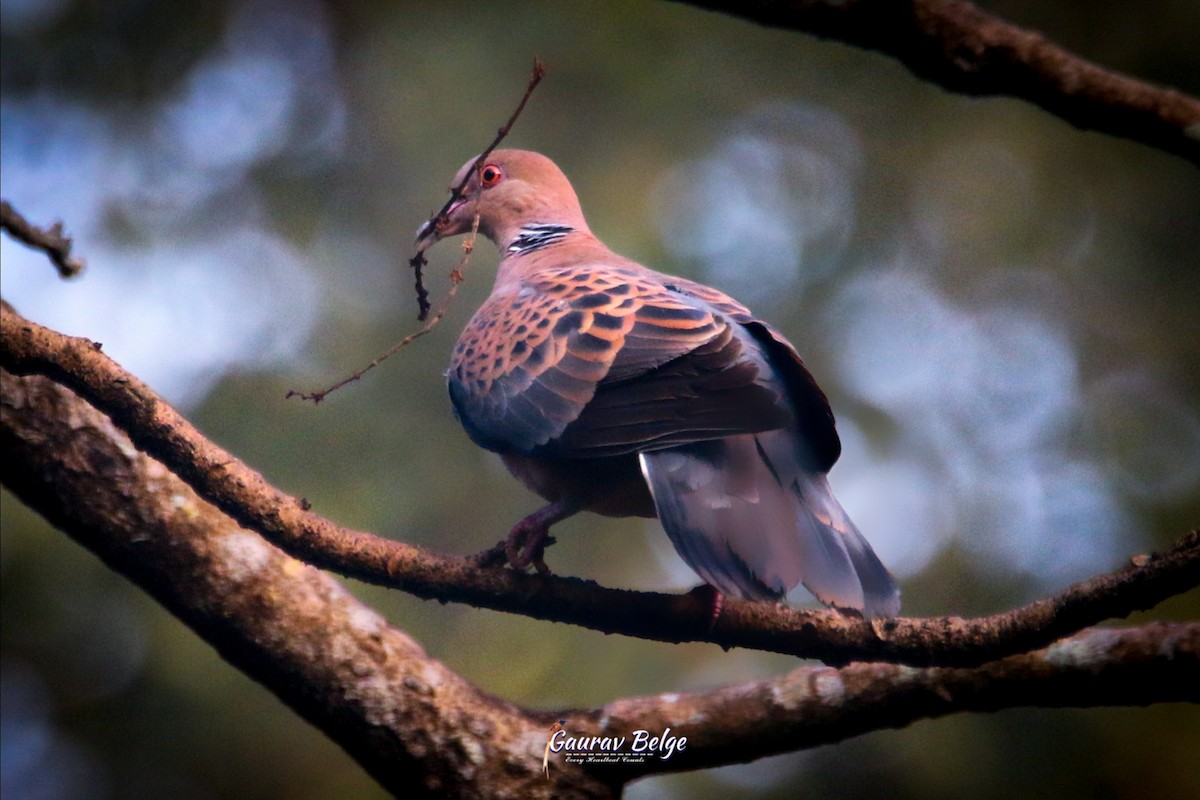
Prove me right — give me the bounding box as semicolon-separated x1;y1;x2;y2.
507;223;574;256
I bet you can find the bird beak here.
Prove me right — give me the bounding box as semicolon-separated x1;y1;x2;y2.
414;217;437;250
414;195;469;253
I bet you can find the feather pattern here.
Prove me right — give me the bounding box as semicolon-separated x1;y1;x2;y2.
447;265;791;456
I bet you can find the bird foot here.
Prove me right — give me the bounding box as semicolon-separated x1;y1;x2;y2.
505;517;552;570
471;532;558;572
506;500;577;572
474;501;576;573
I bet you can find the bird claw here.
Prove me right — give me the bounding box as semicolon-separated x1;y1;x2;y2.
531;553;553;576
471;529;559;573
505;522;557;572
504;525;537;570
500;501;574;573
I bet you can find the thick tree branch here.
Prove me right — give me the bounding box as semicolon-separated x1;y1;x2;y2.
669;0;1200;164
2;366;1194;796
0;368;609;800
591;621;1199;782
2;302;1197;668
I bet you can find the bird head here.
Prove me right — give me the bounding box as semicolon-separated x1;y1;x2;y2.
415;149;590;254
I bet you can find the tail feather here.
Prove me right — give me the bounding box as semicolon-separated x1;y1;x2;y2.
639;432;900;618
794;473;901;617
639;440;793;601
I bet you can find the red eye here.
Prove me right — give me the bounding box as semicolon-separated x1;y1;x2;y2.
480;164;503;187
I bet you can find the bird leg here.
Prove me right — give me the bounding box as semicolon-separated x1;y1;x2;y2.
687;584;726;633
505;500;577;572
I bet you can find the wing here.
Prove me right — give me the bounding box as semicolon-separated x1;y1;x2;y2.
669;277;841;472
447;264;789;456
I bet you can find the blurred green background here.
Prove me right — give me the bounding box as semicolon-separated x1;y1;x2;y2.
2;1;1198;798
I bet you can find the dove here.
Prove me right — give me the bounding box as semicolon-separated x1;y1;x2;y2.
415;149;900;617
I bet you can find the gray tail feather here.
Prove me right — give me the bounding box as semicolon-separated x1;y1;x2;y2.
639;438;796;602
796;474;901;618
639;434;900;618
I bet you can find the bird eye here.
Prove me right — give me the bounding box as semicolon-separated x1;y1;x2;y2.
480;164;503;187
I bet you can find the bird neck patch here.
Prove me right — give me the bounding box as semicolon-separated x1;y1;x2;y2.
508;223;575;256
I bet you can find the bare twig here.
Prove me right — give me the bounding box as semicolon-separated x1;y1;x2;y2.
3;303;1197;667
410;56;547;319
1;199;86;277
287;59;547;404
287;211;480;403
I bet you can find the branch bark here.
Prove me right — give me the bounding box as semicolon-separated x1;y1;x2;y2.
2;303;1196;669
594;620;1199;782
2;363;1195;797
0;302;1195;671
0;367;608;799
669;0;1200;164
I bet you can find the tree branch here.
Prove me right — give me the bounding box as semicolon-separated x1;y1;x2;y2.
591;621;1199;782
669;0;1200;164
3;366;1194;796
0;367;609;800
0;200;86;277
2;301;1196;668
